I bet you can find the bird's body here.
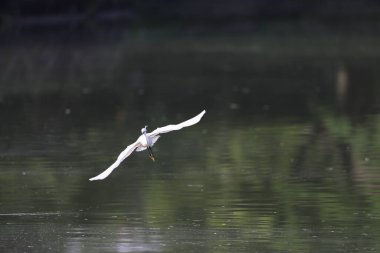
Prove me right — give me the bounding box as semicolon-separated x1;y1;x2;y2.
89;110;206;181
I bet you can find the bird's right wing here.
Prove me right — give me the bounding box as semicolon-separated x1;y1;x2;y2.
148;110;206;137
89;140;141;181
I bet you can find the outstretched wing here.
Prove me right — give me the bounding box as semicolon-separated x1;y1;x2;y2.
89;140;141;181
148;110;206;137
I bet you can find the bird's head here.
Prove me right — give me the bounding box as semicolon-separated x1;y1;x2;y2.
141;125;148;134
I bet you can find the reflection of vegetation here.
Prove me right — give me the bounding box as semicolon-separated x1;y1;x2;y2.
1;32;380;251
3;106;380;251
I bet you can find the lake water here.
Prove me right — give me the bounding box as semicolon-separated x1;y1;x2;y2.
1;28;380;252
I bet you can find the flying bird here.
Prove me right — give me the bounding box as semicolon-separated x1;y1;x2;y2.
89;110;206;181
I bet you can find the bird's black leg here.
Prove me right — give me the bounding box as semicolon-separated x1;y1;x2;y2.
148;146;155;161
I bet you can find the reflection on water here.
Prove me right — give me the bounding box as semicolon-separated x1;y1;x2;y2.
1;30;380;252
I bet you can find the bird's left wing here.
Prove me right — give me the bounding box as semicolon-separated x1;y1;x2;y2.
89;140;141;181
148;110;206;137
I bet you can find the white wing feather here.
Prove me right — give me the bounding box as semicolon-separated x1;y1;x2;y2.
148;110;206;137
89;140;141;181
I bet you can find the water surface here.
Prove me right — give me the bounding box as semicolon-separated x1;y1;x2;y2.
1;30;380;253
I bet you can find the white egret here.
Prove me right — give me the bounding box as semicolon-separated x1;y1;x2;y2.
89;110;206;181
